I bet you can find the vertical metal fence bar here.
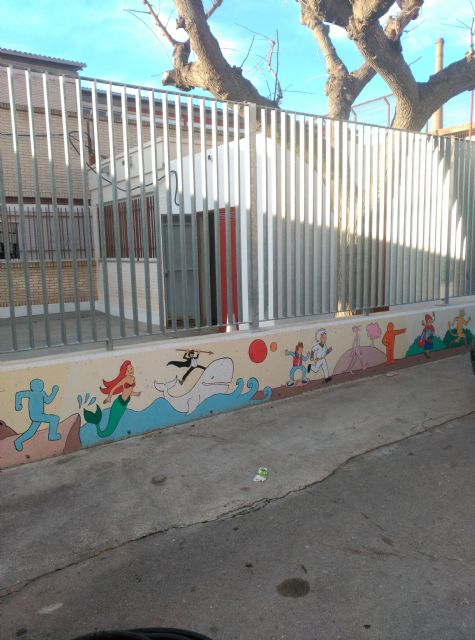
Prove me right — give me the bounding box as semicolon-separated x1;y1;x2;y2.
91;80;112;344
269;108;277;320
278;111;286;318
467;144;475;294
174;94;188;331
308;117;316;315
415;134;425;302
377;128;386;308
384;129;394;308
339;122;348;312
448;139;457;298
370;126;378;309
136;88;153;333
462;142;470;296
403;131;412;303
331;119;340;313
453;139;461;298
323;119;332;313
457;141;466;296
105;82;125;337
288;112;296;317
187;96;200;329
233;103;243;324
363;126;371;311
260;108;268;321
348;122;357;311
59;74;82;342
434;138;445;298
408;132;417;303
422;137;433;302
25;68;50;345
393;130;402;306
135;89;152;335
149;90;166;333
75;77;97;342
211;100;222;327
0;157;17;350
408;133;420;302
397;131;407;305
445;138;455;304
428;137;438;301
246;103;259;329
121;85;139;335
356;124;364;311
7;66;34;348
223;103;233;326
162;93;177;331
199;98;211;327
298;114;306;316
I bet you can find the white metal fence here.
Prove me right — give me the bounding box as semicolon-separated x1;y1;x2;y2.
1;63;474;353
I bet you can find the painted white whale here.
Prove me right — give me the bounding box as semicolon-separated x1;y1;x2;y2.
154;357;234;414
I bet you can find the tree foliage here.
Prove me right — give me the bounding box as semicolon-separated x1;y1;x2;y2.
137;0;475;131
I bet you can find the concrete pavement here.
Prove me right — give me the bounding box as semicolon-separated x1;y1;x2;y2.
1;353;475;638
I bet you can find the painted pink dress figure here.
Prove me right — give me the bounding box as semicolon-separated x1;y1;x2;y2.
346;325;368;374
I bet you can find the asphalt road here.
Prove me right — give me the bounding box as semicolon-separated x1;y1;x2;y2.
1;411;475;640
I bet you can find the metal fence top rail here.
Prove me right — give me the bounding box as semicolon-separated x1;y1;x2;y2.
2;62;472;140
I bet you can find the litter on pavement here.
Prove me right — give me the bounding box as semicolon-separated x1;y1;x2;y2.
253;467;269;482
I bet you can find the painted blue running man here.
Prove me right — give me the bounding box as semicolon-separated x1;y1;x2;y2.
14;379;60;452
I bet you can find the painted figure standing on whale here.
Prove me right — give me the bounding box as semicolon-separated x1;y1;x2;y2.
167;348;213;385
155;357;234;414
13;379;60;452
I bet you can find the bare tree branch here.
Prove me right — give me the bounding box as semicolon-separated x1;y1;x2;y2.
416;53;475;128
161;0;276;106
142;0;178;46
299;0;422;120
205;0;223;19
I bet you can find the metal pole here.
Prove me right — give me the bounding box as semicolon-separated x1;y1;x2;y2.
7;66;34;348
247;103;259;330
0;157;17;351
445;137;456;304
121;85;139;336
25;68;51;346
469;90;474;141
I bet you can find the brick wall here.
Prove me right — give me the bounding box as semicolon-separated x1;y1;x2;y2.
0;260;97;306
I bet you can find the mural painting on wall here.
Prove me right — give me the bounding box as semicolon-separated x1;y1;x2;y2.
406;312;446;357
285;342;310;386
333;324;386;375
443;309;473;348
0;379;82;464
0;348;272;468
13;379;61;451
307;329;333;383
166;348;214;385
381;322;407;365
3;307;474;469
83;360;142;439
80;352;271;447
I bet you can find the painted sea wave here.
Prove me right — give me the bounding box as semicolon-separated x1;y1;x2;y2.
79;377;272;447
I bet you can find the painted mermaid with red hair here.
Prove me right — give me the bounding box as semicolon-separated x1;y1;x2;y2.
84;360;141;438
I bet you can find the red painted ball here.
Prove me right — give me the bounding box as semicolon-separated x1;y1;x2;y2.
248;339;268;363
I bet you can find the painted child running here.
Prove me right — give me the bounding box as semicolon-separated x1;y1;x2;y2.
14;379;60;452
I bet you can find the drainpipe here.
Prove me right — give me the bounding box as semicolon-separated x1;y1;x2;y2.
434;38;444;132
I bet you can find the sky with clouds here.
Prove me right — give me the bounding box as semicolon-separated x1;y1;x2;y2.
1;0;474;119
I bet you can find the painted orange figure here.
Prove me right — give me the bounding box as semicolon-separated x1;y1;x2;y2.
381;322;407;365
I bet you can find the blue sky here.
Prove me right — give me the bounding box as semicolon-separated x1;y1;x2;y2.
1;0;474;119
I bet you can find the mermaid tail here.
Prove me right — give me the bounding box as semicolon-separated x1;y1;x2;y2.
83;396;130;438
